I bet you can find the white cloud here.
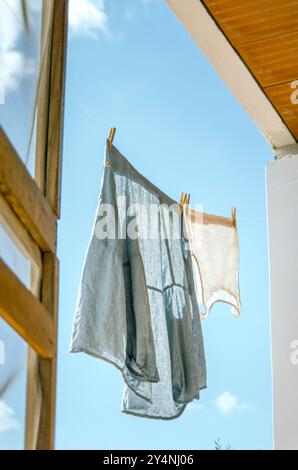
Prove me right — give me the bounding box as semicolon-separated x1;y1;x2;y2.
0;0;108;95
0;400;19;432
215;391;253;415
0;0;38;92
69;0;108;39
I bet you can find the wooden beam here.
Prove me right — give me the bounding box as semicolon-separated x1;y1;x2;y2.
0;127;57;253
0;258;55;358
35;0;55;192
46;0;69;216
26;253;59;450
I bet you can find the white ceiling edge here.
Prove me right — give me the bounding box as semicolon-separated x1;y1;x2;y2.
167;0;296;149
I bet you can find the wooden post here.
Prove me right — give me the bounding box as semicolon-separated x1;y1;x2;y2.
25;0;68;450
25;254;59;449
46;0;69;217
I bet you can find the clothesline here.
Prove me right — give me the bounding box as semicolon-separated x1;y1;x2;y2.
71;95;268;226
108;127;237;227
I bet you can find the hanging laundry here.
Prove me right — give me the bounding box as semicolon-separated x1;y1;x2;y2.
70;140;241;419
70;141;206;419
184;208;241;319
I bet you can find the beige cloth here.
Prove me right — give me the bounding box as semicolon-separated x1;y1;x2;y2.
184;210;241;319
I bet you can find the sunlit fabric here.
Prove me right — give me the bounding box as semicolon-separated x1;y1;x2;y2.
70;142;207;419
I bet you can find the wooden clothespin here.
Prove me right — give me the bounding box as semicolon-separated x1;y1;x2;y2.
108;127;116;151
231;207;237;227
180;192;190;214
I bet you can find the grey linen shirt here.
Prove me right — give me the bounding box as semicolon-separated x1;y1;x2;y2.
70;142;207;419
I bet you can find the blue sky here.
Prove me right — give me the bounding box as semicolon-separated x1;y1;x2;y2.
0;0;274;450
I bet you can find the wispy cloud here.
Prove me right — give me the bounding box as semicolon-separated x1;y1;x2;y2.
0;400;19;432
215;391;253;415
69;0;108;39
0;0;37;92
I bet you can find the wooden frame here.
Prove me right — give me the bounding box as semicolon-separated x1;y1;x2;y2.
0;0;68;450
0;129;57;253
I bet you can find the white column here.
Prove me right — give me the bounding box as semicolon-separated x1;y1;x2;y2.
266;144;298;450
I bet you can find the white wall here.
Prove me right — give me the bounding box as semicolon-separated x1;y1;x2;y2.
266;147;298;449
